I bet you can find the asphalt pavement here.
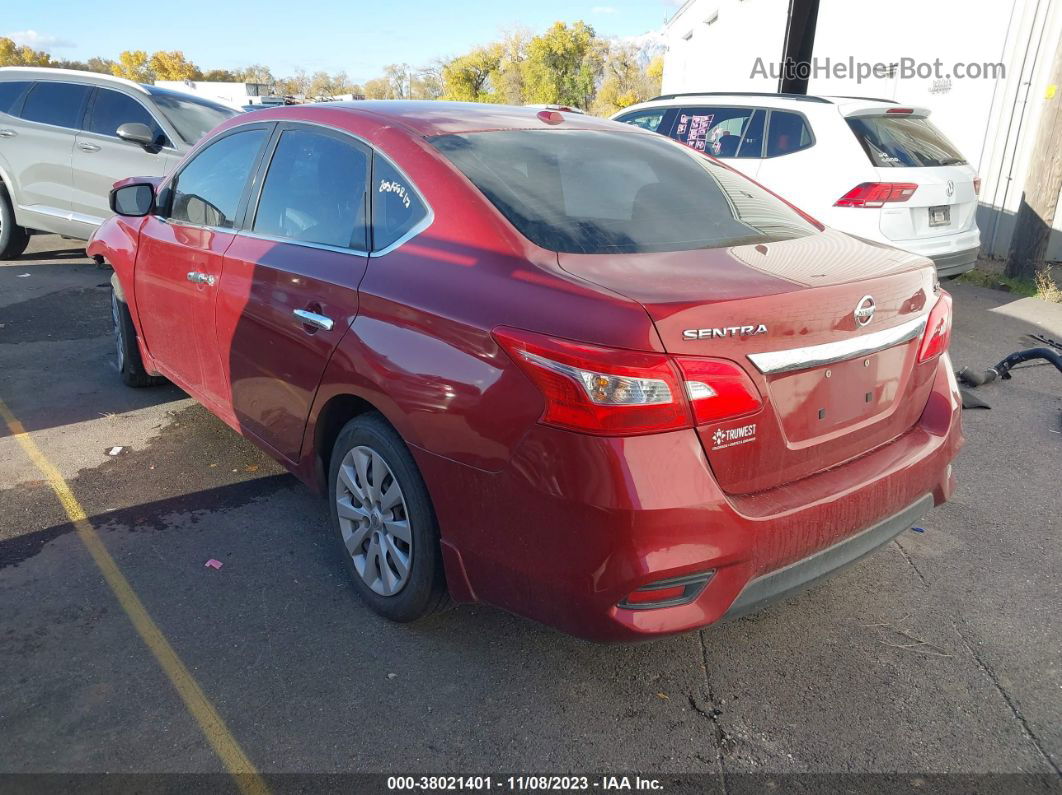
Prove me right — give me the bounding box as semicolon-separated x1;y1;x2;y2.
1;235;1060;788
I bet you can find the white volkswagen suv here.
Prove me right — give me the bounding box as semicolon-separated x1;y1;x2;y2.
613;92;980;278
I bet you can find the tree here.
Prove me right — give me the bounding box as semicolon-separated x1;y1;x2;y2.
86;57;117;75
591;44;660;117
111;50;152;83
0;37;53;67
363;77;394;100
522;21;603;110
275;70;310;98
200;68;237;82
490;30;530;104
237;64;275;85
441;46;501;102
149;50;201;81
383;64;411;99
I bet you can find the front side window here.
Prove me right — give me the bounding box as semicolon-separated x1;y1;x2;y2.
169;129;266;228
431;129;818;255
371;156;428;252
20;82;92;129
766;111;814;157
0;81;30;115
253;128;369;250
847;115;966;167
615;108;674;134
88;89;167;145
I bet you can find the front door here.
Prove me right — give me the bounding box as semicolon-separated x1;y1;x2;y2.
134;125;270;405
215;124;370;462
71;87;180;231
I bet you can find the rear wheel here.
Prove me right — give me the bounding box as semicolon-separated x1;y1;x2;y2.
328;413;448;622
0;189;30;260
111;277;165;387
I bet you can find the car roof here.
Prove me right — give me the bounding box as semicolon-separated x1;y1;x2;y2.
0;66;150;95
259;100;628;137
614;92;903;117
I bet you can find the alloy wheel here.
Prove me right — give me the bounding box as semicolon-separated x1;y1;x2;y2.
335;445;413;596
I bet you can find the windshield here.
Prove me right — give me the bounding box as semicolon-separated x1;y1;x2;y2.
847;116;966;168
147;90;238;146
430;129;818;254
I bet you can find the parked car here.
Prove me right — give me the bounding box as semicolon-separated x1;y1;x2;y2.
0;67;238;258
613;92;981;278
89;102;962;641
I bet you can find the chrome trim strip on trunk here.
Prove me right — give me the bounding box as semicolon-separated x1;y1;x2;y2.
747;316;927;375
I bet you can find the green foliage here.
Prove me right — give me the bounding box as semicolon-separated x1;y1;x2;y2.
522;21;603;109
442;46;501;102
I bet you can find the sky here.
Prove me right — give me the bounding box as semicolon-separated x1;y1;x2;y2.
6;0;679;82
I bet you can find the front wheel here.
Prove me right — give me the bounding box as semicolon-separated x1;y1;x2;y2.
0;189;30;260
111;277;165;387
328;413;449;622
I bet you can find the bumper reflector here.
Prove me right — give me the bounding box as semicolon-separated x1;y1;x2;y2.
618;571;714;610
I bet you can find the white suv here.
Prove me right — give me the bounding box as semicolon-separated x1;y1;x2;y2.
613;92;980;278
0;67;237;259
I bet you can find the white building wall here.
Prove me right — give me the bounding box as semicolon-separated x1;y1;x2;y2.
662;0;1062;260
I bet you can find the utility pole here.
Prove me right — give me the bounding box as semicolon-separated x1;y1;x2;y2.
778;0;821;95
1006;43;1062;280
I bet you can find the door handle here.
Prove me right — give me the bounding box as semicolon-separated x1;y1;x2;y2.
78;142;101;152
0;129;15;138
293;308;334;331
186;271;216;286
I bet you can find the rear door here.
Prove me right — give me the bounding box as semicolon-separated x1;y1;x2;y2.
668;106;766;178
216;123;371;462
845;111;978;243
71;88;176;228
135;124;272;405
3;80;91;227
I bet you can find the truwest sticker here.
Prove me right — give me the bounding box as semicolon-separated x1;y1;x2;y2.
711;423;757;450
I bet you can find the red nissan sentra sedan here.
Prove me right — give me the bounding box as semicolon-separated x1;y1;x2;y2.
88;102;962;642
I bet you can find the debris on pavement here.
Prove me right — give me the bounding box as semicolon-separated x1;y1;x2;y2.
204;559;224;570
106;446;125;456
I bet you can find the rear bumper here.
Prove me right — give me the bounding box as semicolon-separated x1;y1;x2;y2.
931;247;978;278
721;493;934;621
418;355;963;642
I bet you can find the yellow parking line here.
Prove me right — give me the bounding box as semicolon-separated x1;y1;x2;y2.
0;398;270;795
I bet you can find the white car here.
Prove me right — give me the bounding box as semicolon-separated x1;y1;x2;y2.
613;93;980;278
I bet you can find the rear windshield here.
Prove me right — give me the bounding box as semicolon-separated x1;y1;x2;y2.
146;88;238;145
430;130;818;254
847;116;966;168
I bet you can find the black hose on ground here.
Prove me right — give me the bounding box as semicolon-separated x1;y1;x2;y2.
957;347;1062;387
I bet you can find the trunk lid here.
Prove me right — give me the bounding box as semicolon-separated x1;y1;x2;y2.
559;229;940;494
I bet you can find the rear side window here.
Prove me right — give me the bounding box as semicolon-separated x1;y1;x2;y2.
736;109;766;158
847;116;966;167
88;89;166;145
20;82;92;129
614;108;675;135
431;129;818;255
169;129;267;228
0;81;30;115
253;128;369;250
675;106;760;157
766;111;813;157
371;156;428;252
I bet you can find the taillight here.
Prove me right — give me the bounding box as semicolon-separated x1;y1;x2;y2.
917;291;953;362
886;107;914;115
493;327;690;435
493;327;763;436
835;182;919;208
674;357;762;424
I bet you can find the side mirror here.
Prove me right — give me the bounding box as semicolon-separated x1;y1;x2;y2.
117;122;159;152
110;183;156;217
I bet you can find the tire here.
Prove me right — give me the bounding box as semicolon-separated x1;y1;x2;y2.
111;276;165;387
0;189;30;260
328;413;449;622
